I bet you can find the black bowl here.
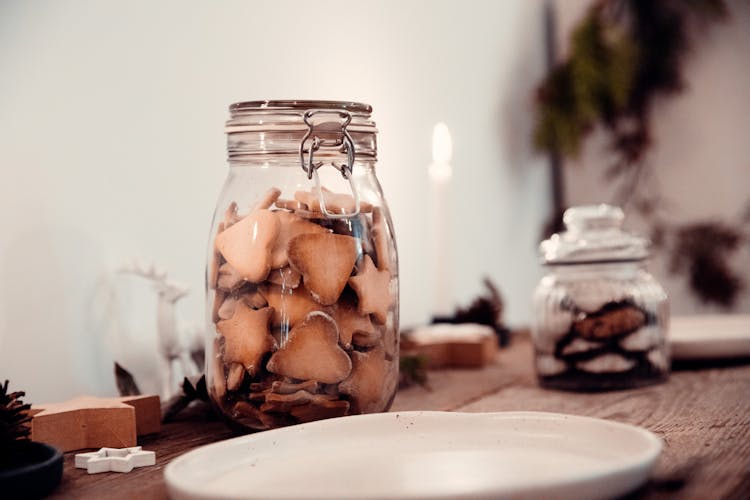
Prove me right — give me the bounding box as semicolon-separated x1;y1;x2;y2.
0;441;63;498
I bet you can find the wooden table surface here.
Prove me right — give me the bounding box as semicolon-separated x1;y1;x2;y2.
50;334;750;500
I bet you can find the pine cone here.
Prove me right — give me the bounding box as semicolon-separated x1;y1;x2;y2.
0;380;32;445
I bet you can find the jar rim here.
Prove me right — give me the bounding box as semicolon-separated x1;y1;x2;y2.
230;100;372;114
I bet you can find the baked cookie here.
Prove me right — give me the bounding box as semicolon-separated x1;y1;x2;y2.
287;232;358;305
266;312;352;384
348;255;393;324
217;304;276;376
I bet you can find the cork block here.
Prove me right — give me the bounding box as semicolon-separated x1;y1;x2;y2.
30;395;160;453
401;323;499;369
118;395;161;436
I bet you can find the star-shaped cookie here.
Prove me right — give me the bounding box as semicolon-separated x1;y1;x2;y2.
348;255;393;324
217;304;276;376
329;298;378;348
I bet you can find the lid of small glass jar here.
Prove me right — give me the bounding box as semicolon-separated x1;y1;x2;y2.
225;100;377;160
539;204;649;265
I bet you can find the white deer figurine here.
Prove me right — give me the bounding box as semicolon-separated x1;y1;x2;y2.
120;260;199;400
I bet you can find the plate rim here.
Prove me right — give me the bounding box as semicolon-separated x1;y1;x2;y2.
669;314;750;360
165;410;662;500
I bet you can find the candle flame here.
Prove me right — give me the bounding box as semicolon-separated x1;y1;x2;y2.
432;122;452;164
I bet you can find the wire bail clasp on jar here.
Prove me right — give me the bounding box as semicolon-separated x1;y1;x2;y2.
299;109;361;219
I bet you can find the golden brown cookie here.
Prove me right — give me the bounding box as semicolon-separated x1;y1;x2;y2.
348;255;393;324
352;327;383;348
252;187;282;211
211;290;226;323
260;390;338;413
210;337;226;399
266;312;352;384
372;207;392;272
232;401;290;430
217;304;276;376
290;400;350;423
215;209;280;283
270;211;329;269
217;262;245;291
275;198;308;212
226;363;245;391
288;233;358;305
259;284;325;327
270;380;320;395
241;290;268;310
209;223;225;290
573;303;646;340
266;267;302;289
382;325;398;358
329;299;378;348
217;296;237;320
294;187;373;215
339;346;387;414
223;202;241;228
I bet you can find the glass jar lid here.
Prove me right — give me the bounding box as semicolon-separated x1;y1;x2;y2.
539;204;649;265
225;100;377;160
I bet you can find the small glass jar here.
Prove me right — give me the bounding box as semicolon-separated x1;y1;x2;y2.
531;204;669;391
205;100;399;432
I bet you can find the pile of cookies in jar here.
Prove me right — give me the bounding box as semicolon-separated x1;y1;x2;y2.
208;187;398;431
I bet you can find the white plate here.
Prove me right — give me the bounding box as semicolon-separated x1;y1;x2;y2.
165;411;662;500
670;314;750;360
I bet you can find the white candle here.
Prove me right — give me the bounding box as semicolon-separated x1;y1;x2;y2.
429;122;453;317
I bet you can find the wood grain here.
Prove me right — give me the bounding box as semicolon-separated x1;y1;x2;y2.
48;334;750;499
453;338;750;499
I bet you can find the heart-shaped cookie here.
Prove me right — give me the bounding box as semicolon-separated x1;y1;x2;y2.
288;233;358;305
259;284;325;328
217;304;276;376
266;312;352;384
215;209;280;283
270;211;329;269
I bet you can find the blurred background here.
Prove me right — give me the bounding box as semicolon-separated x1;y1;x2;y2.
1;0;748;402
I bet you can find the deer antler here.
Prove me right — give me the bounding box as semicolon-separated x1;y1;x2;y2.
119;259;188;300
119;258;168;282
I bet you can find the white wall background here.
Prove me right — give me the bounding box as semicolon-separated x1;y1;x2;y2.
559;0;750;315
0;1;551;402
